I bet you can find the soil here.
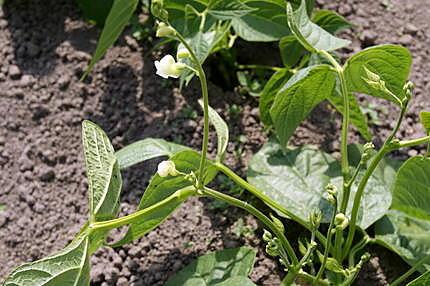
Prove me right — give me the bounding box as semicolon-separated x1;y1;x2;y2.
0;0;429;286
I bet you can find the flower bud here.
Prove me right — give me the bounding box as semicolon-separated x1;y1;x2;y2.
325;183;337;196
151;0;169;21
403;81;414;101
176;46;191;59
154;55;186;79
262;229;273;242
156;22;175;38
334;213;349;230
361;142;375;164
157;160;178;177
309;209;322;230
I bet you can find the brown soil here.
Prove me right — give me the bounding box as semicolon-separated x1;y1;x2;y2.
0;0;429;285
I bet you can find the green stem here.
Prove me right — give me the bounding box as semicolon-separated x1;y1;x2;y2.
313;201;338;285
89;187;196;232
214;162;327;248
174;32;209;189
296;271;330;286
397;135;430;149
391;255;430;286
334;227;343;261
236;64;283;72
202;187;299;265
348;235;370;267
343;103;408;257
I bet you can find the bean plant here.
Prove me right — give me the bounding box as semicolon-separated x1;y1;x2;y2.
3;0;430;285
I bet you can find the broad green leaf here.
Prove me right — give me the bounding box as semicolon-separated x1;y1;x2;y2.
231;0;291;42
312;9;352;34
207;0;254;20
270;65;336;146
115;138;190;169
216;277;257;286
392;157;430;221
199;100;229;161
82;120;122;222
278;35;305;68
165;247;256;286
420;111;430;132
76;0;114;26
328;89;372;140
259;68;293;126
375;210;430;273
248;141;396;228
344;45;412;104
4;235;91;286
84;0;139;76
286;0;350;52
111;150;217;247
408;270;430;286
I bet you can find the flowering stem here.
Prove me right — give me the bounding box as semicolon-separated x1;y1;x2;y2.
174;32;210;189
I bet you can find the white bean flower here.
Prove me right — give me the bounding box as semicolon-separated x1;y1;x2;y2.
176;46;191;59
157;160;179;177
154;55;186;79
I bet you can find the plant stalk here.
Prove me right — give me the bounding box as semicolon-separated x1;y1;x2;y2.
202;187;299;266
391;255;430;286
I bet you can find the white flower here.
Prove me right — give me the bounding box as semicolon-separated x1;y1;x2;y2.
156;22;176;38
157;160;178;177
154;55;186;79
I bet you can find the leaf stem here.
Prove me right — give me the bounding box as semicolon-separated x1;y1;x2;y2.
236;64;284;72
343;102;408;257
390;255;430;286
313;201;338;285
213;161;327;248
89;187;196;232
174;32;210;189
397;135;430;149
296;271;330;286
202;186;299;265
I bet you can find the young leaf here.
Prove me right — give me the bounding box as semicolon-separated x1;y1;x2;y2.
408;270;430;286
199;100;229;161
391;157;430;221
375;210;430;273
269;65;336;146
248;141;397;228
328;88;372;140
231;0;291;42
82;120;122;222
312;9;352;34
344;45;412;104
111;150;217;246
259;68;293;126
278;35;306;68
165;247;256;286
4;235;91;286
420;111;430;132
286;0;350;52
115;138;190;169
84;0;139;76
207;0;255;20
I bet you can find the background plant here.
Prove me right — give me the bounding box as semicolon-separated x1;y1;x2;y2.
3;0;430;285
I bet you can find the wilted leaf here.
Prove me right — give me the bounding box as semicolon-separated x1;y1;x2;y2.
165;247;256;286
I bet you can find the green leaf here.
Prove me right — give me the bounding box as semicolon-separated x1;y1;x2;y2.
269;65;336;146
76;0;114;26
165;247;256;286
207;0;255;20
375;210;430;273
259;69;293;126
312;9;352;34
199;100;229;161
115;138;190;169
408;270;430;286
231;0;291;42
420;111;430;132
84;0;139;76
111;150;216;247
286;0;350;52
4;234;91;286
82;120;122;222
248;141;397;228
344;45;412;104
392;156;430;221
278;35;306;68
328;88;372;140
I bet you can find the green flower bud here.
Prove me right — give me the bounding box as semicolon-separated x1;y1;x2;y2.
156;22;176;38
309;209;322;230
325;183;337;196
334;213;349;230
